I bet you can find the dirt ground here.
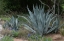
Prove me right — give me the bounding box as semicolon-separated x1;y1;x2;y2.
45;34;64;41
14;34;64;41
14;38;28;41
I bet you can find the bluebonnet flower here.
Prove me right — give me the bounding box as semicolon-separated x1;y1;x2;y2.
27;33;31;37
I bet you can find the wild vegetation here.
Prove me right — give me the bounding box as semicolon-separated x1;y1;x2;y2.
0;0;64;41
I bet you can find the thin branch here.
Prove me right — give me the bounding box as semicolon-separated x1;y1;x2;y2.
51;0;57;14
39;0;50;9
54;0;56;14
58;0;60;15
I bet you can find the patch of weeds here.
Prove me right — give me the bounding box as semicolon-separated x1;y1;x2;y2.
60;28;64;36
0;15;11;21
1;36;13;41
28;34;52;41
1;28;12;36
11;30;19;37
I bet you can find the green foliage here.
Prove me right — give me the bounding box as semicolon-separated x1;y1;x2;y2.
43;37;52;41
1;0;63;15
11;30;19;37
0;0;5;9
20;5;64;36
3;16;20;31
28;34;52;41
0;15;11;21
62;5;64;9
0;0;6;14
1;36;13;41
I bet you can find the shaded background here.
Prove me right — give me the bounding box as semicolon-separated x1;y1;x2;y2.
0;0;64;15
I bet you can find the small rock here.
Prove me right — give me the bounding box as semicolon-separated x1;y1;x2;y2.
0;34;3;40
0;25;3;31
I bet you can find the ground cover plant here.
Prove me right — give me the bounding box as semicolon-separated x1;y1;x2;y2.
0;15;11;21
1;36;13;41
28;34;52;41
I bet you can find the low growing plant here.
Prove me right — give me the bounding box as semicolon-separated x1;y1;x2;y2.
1;36;13;41
11;30;19;37
28;34;52;41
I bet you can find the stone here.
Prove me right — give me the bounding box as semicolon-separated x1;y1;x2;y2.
0;25;3;31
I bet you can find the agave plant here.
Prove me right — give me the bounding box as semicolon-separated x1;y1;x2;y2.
3;16;19;31
18;5;64;36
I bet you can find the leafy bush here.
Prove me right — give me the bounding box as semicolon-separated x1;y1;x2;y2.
19;5;64;36
1;36;13;41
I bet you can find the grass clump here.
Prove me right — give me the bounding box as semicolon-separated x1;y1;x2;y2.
1;36;13;41
11;30;19;37
28;34;52;41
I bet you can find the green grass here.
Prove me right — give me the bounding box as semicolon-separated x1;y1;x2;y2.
1;36;13;41
1;17;11;21
11;30;19;37
0;15;11;21
28;37;52;41
0;14;28;21
28;34;52;41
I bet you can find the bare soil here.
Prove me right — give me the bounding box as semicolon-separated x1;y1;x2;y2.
14;34;64;41
14;38;28;41
45;34;64;41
